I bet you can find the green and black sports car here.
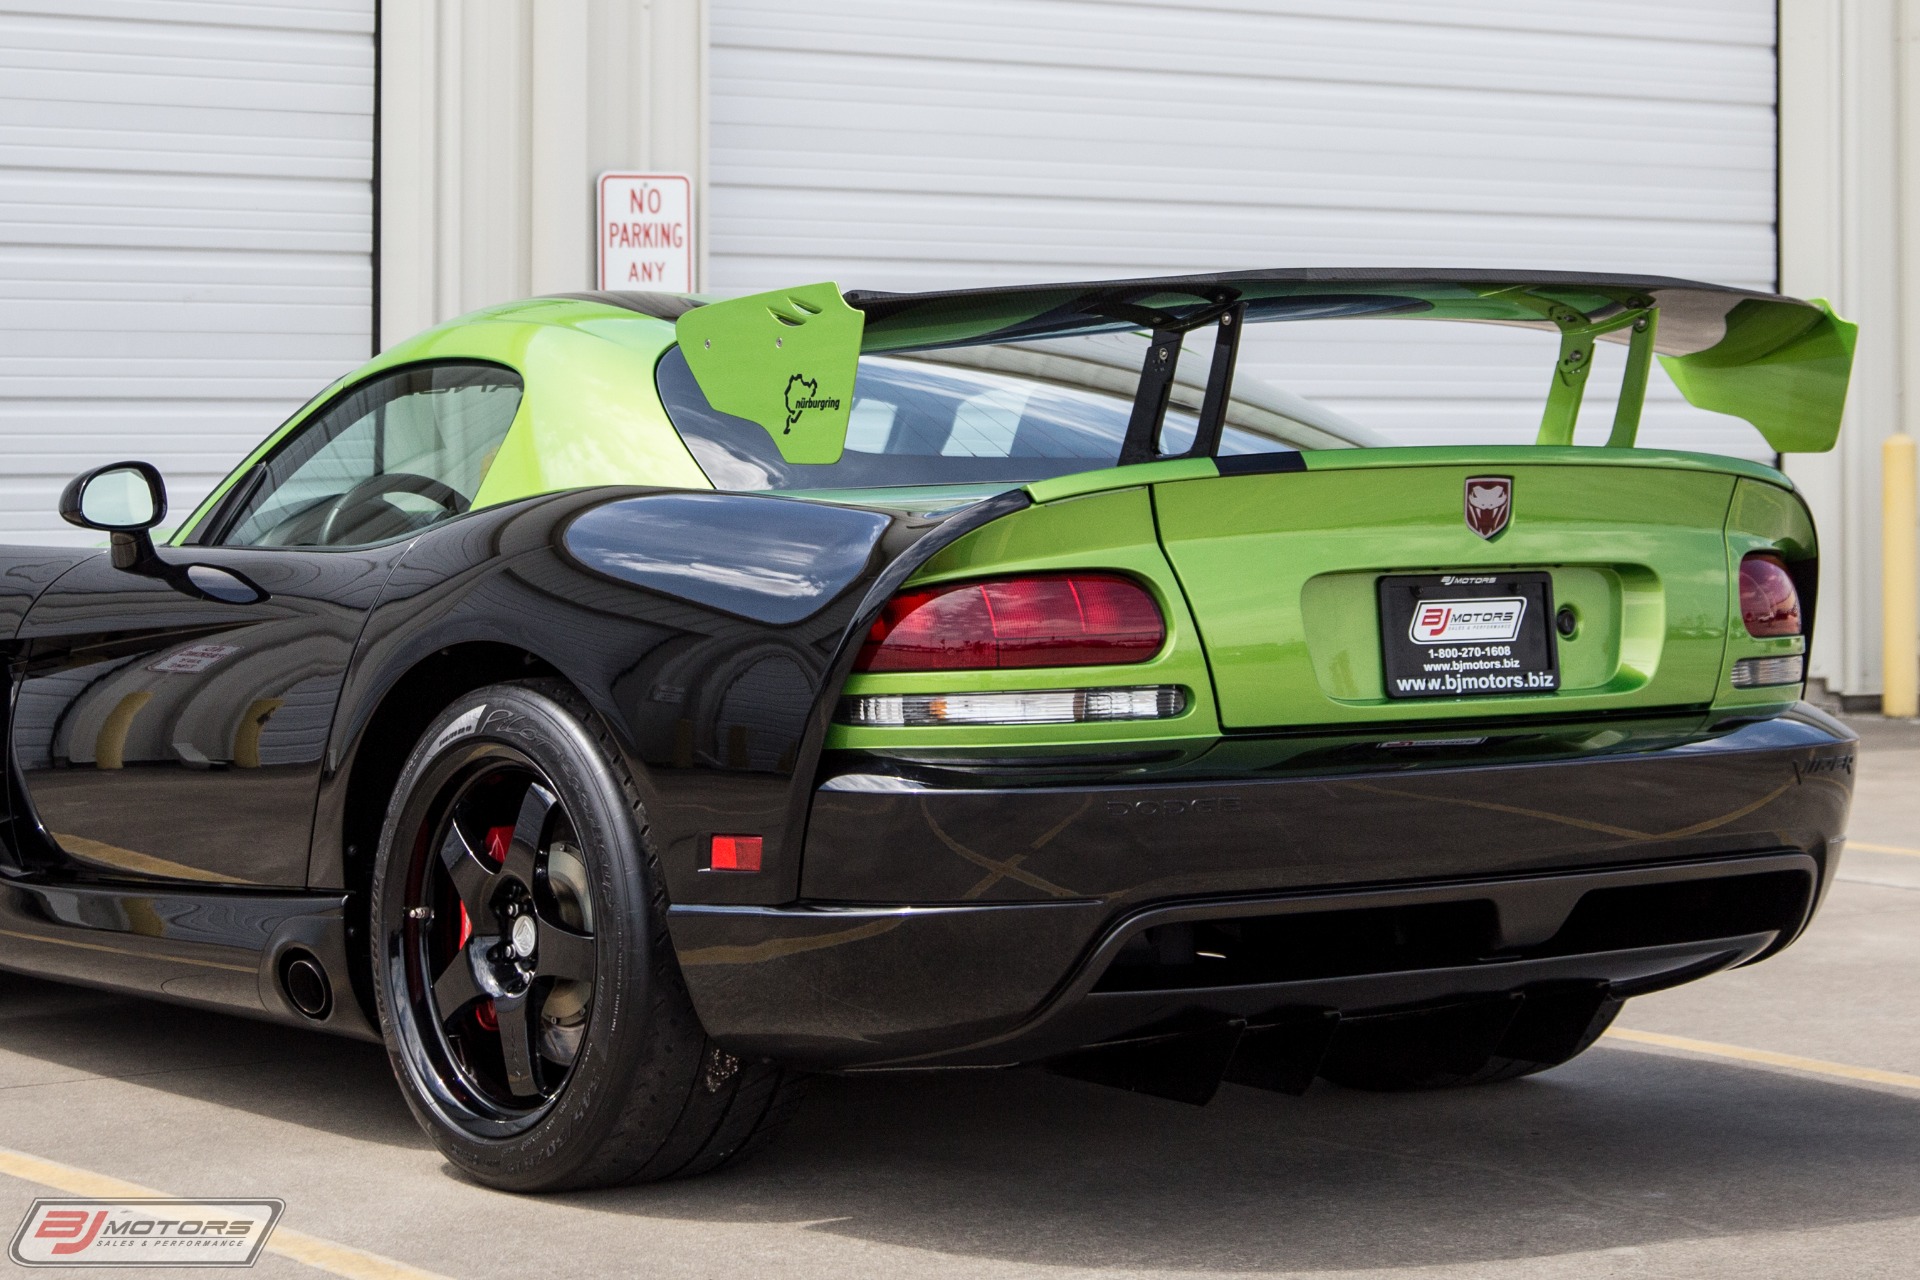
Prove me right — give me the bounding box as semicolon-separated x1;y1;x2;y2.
0;271;1858;1191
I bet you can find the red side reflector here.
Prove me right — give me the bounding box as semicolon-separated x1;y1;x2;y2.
855;573;1165;672
1739;554;1803;637
709;834;763;873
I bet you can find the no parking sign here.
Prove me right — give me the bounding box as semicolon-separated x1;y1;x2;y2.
597;172;693;291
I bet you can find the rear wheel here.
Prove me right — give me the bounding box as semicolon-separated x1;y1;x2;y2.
1317;990;1622;1092
369;680;804;1191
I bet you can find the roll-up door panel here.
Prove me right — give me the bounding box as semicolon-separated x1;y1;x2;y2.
710;0;1776;460
0;0;375;544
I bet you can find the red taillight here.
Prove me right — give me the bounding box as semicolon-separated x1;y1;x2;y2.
855;573;1166;671
1739;554;1803;637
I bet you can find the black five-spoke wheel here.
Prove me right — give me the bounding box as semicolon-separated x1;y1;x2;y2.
372;681;806;1191
408;762;597;1116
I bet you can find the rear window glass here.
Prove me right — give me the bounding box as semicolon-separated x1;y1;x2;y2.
655;345;1294;492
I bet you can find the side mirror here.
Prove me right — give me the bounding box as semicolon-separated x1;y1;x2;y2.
55;462;266;604
61;461;166;531
60;461;167;572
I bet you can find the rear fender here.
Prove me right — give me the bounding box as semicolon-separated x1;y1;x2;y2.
319;487;1030;908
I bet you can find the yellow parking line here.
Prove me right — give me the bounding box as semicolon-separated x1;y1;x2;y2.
0;1146;452;1280
1606;1027;1920;1092
1849;840;1920;858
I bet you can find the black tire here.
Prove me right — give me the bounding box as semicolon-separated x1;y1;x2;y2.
369;679;804;1191
1318;992;1622;1092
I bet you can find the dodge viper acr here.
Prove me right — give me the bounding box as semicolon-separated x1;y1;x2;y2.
0;270;1859;1191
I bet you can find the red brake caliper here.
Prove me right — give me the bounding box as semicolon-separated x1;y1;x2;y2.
462;826;517;1033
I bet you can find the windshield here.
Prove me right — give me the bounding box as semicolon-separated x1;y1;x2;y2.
655;342;1354;492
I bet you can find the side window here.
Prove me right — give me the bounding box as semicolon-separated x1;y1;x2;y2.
220;363;523;548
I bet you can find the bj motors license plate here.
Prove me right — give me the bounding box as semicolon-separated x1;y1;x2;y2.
1378;571;1559;699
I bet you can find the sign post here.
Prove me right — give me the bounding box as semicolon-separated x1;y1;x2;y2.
596;172;694;292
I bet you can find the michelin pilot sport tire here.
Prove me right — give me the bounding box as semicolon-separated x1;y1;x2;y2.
369;680;803;1191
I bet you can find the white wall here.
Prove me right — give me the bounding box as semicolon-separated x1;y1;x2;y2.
379;0;709;346
1780;0;1919;698
0;0;374;545
707;0;1780;461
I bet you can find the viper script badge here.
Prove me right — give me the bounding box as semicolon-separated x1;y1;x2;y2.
1464;476;1512;539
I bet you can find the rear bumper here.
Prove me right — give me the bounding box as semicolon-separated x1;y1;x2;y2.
668;707;1855;1068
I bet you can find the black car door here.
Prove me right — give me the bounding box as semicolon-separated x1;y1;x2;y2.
13;549;398;886
11;360;525;887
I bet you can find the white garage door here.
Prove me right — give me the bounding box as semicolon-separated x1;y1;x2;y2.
0;0;374;546
710;1;1777;459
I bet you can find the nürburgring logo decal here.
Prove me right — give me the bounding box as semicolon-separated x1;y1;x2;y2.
783;373;841;433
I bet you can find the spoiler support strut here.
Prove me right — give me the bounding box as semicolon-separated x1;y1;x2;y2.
1118;329;1185;466
1534;296;1656;448
1187;302;1246;459
1118;291;1667;465
1117;301;1248;466
1606;309;1659;447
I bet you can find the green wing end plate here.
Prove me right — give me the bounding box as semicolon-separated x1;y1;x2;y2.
1660;297;1857;454
676;283;865;464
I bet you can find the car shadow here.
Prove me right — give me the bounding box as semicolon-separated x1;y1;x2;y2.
8;973;1920;1271
566;1052;1920;1272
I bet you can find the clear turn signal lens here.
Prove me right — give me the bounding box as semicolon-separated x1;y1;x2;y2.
839;686;1187;727
1730;655;1805;687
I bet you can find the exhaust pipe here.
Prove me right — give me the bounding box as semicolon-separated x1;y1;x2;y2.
279;952;333;1021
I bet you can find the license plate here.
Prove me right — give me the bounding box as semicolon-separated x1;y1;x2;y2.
1378;571;1559;700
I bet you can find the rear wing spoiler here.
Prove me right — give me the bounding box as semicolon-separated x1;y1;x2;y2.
673;269;1856;464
